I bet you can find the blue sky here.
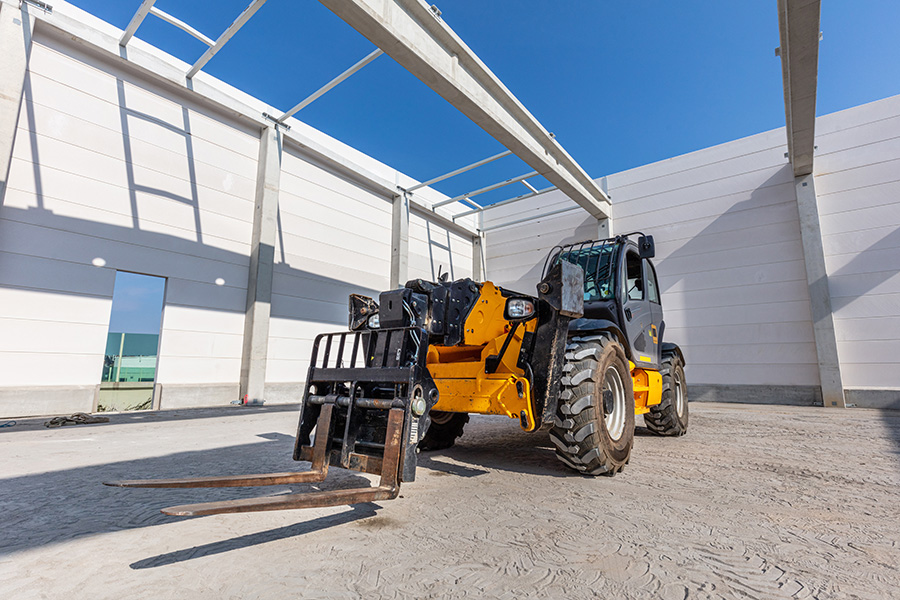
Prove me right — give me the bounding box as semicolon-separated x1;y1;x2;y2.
108;271;166;334
70;0;900;205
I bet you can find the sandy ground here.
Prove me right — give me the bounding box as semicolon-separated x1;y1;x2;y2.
1;402;898;600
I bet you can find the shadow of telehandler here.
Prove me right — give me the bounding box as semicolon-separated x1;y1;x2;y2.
0;430;379;562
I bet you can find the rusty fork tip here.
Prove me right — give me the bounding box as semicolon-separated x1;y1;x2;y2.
160;508;192;516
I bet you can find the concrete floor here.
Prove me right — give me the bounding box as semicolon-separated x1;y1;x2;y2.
1;402;898;599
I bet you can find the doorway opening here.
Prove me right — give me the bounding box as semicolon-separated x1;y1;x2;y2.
99;272;166;412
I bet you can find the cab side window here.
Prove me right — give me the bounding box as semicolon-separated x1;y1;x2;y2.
645;260;660;304
625;251;644;301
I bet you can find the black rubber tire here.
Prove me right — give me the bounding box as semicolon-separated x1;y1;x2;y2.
644;352;689;436
550;335;635;476
419;411;469;451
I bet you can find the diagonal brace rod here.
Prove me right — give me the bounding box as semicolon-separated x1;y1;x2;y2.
149;6;216;46
277;49;384;122
187;0;268;79
119;0;156;46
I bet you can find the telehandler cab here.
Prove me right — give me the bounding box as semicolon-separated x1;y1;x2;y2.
106;233;688;516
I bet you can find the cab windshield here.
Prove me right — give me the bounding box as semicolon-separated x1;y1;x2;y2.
554;242;616;302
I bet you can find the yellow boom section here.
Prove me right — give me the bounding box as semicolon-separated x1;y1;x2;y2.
427;282;540;431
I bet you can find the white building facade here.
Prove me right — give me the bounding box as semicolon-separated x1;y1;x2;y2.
1;2;897;417
485;95;900;409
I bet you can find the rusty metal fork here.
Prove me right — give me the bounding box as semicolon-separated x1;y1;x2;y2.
103;404;334;490
103;405;406;517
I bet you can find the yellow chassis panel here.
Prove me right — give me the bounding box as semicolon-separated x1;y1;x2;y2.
426;281;664;428
631;362;662;415
428;282;539;430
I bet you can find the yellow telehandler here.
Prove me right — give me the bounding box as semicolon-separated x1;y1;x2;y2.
106;233;687;516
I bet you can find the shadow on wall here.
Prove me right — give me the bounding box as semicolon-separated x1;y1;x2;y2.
651;164;900;394
650;165;805;387
5;67;384;327
0;205;368;327
115;79;204;243
827;225;900;312
490;212;599;293
425;220;455;281
0;429;377;561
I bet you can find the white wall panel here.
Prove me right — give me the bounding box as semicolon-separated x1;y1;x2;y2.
485;124;818;388
0;32;257;397
814;95;900;389
485;94;900;394
265;143;393;384
5;2;896;414
0;12;475;414
408;211;474;282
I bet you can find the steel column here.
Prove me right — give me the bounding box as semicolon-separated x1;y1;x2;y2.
390;192;410;288
794;174;845;407
597;177;612;237
0;0;35;203
472;234;483;280
240;125;282;404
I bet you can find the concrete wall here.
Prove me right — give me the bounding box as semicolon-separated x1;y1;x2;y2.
816;95;900;402
1;30;255;415
484;95;900;408
0;14;472;417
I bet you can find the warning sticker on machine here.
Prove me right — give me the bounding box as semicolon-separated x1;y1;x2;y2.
410;420;419;444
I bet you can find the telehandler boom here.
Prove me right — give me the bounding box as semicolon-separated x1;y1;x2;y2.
106;233;688;516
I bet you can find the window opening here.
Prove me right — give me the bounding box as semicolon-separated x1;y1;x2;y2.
99;272;166;412
646;260;660;304
625;251;644;301
553;241;616;302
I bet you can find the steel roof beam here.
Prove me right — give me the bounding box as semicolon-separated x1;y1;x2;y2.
777;0;821;177
405;149;512;193
318;0;611;218
453;184;556;220
432;171;537;210
149;6;215;47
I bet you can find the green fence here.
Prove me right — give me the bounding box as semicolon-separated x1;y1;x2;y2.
102;332;159;383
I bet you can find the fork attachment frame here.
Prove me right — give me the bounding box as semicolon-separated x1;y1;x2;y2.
104;326;438;516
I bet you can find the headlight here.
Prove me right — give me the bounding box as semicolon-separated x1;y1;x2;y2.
367;313;380;328
505;298;536;320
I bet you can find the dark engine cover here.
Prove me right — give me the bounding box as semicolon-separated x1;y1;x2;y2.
379;278;480;346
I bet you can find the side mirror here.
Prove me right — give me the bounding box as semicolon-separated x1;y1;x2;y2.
638;235;655;259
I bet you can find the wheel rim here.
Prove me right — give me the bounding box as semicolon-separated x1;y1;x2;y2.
604;366;627;441
674;371;686;418
430;411;452;425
